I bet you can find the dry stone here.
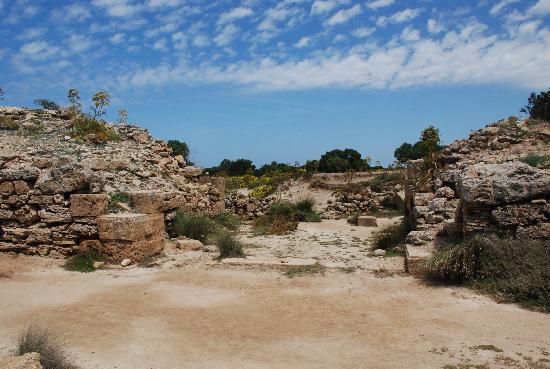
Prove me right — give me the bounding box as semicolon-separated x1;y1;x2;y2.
357;216;377;227
0;353;43;369
70;194;108;217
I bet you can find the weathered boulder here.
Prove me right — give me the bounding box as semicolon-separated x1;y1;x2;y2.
35;165;104;195
457;163;550;206
357;216;377;227
127;191;185;214
0;167;40;181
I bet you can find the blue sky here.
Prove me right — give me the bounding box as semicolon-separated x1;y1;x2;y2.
1;0;549;167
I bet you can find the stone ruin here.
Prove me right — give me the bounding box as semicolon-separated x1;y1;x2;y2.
0;107;225;261
405;118;550;245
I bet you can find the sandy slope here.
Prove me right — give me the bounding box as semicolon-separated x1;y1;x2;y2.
0;253;549;369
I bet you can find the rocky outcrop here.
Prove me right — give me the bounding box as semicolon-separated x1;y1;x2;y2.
405;118;550;245
0;107;225;259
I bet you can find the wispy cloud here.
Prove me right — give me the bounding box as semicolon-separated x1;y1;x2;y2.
377;8;421;26
367;0;394;10
327;4;361;26
311;0;350;15
294;36;311;48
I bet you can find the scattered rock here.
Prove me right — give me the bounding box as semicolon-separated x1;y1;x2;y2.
121;259;131;267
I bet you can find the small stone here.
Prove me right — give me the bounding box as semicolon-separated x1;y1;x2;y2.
373;249;385;256
121;259;131;267
93;261;105;269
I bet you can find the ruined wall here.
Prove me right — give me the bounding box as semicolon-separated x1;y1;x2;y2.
404;119;550;245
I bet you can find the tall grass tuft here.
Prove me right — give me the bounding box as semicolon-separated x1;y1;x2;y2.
212;230;244;259
170;210;219;243
371;221;409;250
16;323;79;369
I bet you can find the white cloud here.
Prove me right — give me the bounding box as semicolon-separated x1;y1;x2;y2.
214;24;239;46
153;38;168;51
110;33;126;44
218;6;253;25
327;4;361;26
67;34;94;53
367;0;394;10
119;21;550;92
401;26;420;41
258;0;305;39
311;0;350;15
193;34;209;47
294;36;311;48
146;0;184;8
490;0;519;15
377;8;421;26
352;26;375;38
528;0;550;16
19;41;60;60
172;32;187;49
427;19;444;34
51;3;91;23
17;27;46;40
92;0;141;17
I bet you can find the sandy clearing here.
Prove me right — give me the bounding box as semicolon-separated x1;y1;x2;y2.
0;255;549;369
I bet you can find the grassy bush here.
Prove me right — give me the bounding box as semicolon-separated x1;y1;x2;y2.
64;251;104;273
253;198;321;235
424;237;550;311
364;172;401;193
284;263;326;278
519;154;550;169
16;323;79;369
213;230;244;259
170;210;219;243
371;221;409;250
107;192;131;213
72;115;119;143
0;116;18;130
213;212;241;231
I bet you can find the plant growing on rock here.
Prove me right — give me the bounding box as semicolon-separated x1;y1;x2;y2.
0;86;5;101
90;91;110;121
67;88;82;111
419;125;442;189
167;140;190;162
117;109;128;125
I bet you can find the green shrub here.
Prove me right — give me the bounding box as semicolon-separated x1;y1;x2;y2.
364;172;401;193
425;237;550;311
64;251;104;273
170;210;219;243
521;88;550;121
167;140;190;162
72;115;119;143
34;99;61;110
519;154;550;169
16;323;79;369
213;212;241;231
0;116;18;130
213;230;244;259
372;221;409;250
253;198;321;235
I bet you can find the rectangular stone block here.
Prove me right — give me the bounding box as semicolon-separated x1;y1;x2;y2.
127;191;186;214
70;194;108;217
97;213;150;241
99;236;165;262
357;216;378;227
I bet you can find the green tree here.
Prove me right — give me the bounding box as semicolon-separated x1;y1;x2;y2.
34;99;60;110
167;140;190;162
419;125;442;188
318;148;369;173
67;88;81;111
521;88;550;121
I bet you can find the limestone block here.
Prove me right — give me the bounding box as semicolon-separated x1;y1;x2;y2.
25;228;52;244
70;194;108;217
0;182;14;195
516;223;550;240
98;213;150;241
357;216;377;227
414;193;435;206
491;204;545;227
127;191;186;214
0;167;40;181
13;180;31;194
0;352;42;369
100;236;165;262
38;206;72;223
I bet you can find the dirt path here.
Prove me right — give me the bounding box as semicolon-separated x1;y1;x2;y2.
0;254;549;369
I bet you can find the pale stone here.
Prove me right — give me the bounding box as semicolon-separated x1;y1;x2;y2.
357;216;377;227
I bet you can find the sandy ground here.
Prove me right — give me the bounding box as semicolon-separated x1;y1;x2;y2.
0;249;549;369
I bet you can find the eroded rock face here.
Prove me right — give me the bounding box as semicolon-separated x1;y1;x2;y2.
457;163;550;206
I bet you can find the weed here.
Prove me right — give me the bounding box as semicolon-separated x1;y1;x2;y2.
371;221;409;250
340;266;356;273
213;230;244;259
213;212;241;231
519;154;550;169
64;251;104;273
384;247;405;257
470;345;503;352
107;192;131;213
364;172;401;193
72;115;119;143
0;116;18;130
253;198;320;235
170;210;219;243
284;263;326;278
16;323;79;369
424;237;550;312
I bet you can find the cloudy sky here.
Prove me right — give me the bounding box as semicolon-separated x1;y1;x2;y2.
1;0;549;166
